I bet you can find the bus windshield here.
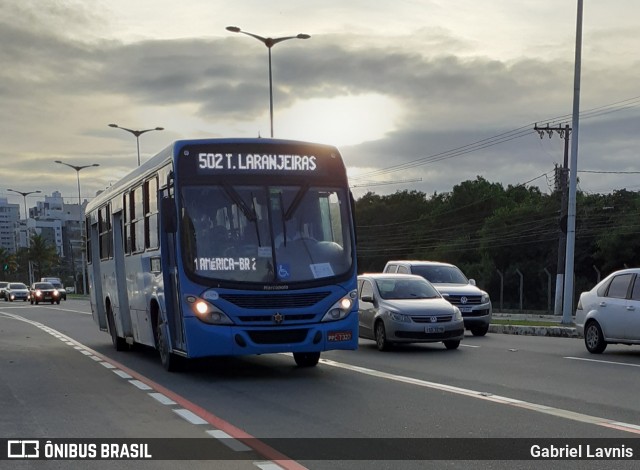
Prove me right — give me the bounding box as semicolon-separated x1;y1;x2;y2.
181;184;353;284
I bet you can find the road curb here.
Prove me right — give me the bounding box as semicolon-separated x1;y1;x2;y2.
489;324;580;338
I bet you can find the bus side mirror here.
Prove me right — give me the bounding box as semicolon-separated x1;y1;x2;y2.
161;197;177;233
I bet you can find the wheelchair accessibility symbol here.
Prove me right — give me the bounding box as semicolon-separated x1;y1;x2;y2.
277;264;291;279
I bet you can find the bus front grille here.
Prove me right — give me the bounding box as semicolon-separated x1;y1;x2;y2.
247;329;308;344
221;292;331;309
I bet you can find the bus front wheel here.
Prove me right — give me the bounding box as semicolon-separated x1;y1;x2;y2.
293;352;320;367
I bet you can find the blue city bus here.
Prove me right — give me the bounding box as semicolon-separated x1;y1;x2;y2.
85;138;358;370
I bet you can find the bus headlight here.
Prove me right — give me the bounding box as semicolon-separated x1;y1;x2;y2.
321;290;357;322
185;295;234;325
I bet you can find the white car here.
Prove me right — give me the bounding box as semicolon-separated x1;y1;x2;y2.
575;268;640;353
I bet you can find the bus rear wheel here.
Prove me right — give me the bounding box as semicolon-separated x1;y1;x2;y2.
107;305;127;351
293;352;320;367
156;322;182;372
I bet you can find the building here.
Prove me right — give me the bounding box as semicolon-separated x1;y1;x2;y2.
0;197;20;253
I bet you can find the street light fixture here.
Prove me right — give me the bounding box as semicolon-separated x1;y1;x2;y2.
7;189;42;220
226;26;310;138
7;188;41;285
54;160;100;295
108;124;164;166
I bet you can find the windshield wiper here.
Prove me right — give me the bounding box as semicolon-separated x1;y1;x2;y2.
284;183;309;221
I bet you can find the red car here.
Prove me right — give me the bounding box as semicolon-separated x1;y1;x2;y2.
29;282;61;305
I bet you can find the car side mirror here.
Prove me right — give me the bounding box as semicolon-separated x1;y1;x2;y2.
469;279;476;286
361;294;374;303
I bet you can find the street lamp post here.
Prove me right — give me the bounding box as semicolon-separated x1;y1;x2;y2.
55;160;100;295
7;188;41;285
226;26;310;138
108;124;164;166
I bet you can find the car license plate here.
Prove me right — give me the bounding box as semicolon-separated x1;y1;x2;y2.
425;326;444;333
328;331;352;342
460;307;472;313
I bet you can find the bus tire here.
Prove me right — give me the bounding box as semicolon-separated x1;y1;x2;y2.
107;305;127;351
157;322;182;372
293;352;320;367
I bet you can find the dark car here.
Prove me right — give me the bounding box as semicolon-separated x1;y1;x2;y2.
6;282;29;301
0;281;8;300
29;282;61;305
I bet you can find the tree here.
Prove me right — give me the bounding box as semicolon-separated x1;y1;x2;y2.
28;234;60;281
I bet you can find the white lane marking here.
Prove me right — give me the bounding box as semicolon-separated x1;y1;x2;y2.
173;408;208;425
565;356;640;368
79;350;93;356
112;369;132;379
254;462;285;470
148;392;177;406
460;343;480;348
319;357;640;435
100;362;116;369
129;379;152;390
89;355;103;362
206;430;252;452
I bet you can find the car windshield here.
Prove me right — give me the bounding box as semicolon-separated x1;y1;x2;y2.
9;283;27;289
180;184;353;284
375;278;441;300
49;281;63;288
411;265;469;284
35;283;54;289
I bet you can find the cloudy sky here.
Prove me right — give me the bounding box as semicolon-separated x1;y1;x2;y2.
1;0;639;213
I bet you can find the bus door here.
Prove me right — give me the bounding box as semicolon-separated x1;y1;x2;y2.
88;221;107;331
111;210;133;341
159;187;186;351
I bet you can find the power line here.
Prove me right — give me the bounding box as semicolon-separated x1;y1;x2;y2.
350;95;640;183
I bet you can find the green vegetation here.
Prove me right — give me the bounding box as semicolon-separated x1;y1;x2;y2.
355;178;640;311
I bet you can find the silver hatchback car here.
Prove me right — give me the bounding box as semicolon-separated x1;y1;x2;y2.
357;273;465;351
575;268;640;354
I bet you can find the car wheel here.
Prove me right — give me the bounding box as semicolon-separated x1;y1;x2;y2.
375;321;391;351
35;300;39;305
293;352;320;367
56;300;61;305
471;324;489;336
584;320;607;354
443;339;461;350
107;305;128;351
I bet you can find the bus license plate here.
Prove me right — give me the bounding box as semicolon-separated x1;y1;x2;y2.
328;331;352;342
425;326;444;334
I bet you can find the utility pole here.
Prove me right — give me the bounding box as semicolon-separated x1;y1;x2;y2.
534;123;571;316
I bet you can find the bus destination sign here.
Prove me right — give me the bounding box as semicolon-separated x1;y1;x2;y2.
193;151;318;173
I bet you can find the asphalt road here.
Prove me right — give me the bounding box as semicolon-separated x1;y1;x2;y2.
2;299;640;469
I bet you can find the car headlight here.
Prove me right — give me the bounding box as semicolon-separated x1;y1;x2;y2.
321;290;357;322
481;292;490;303
185;295;234;325
388;311;411;323
35;290;42;297
452;306;463;322
53;289;59;297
